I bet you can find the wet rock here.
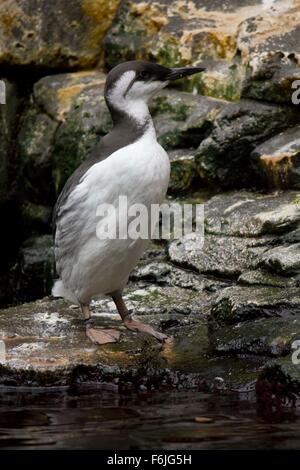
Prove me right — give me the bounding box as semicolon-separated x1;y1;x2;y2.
0;0;120;69
14;235;55;303
168;232;267;278
264;357;300;384
210;286;300;328
238;270;297;288
195;99;296;188
204;190;300;236
255;364;300;413
210;318;300;357
251;126;300;190
259;243;300;276
0;288;208;386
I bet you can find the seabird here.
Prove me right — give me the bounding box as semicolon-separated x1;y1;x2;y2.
52;60;204;345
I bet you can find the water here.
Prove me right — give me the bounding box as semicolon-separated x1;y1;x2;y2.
0;387;299;449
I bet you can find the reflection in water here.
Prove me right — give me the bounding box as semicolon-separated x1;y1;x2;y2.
0;387;299;449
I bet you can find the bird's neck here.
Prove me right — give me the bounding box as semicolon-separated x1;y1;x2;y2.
108;99;156;137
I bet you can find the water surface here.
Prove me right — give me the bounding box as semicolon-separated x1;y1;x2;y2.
0;387;299;449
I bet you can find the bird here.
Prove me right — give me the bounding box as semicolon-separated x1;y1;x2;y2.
52;60;204;345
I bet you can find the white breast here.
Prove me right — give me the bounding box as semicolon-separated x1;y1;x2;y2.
54;125;170;304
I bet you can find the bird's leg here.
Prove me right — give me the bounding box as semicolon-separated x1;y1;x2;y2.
80;303;120;345
111;290;168;342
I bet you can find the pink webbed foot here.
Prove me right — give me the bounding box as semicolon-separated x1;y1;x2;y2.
123;317;168;342
86;327;120;345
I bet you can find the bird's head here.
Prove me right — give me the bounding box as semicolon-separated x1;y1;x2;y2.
105;60;205;125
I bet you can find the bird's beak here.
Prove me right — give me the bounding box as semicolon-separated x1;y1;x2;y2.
165;66;205;81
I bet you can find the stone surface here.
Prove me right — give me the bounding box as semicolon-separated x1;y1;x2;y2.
17;106;58;205
237;270;297;288
52;82;111;192
168;232;267;278
210;317;300;357
0;79;18;203
151;90;224;149
210;286;300;328
33;71;107;121
0;0;120;69
251;126;300;190
0;284;209;386
13;235;55;303
167;149;197;194
204;190;300;236
238;3;300;103
104;0;300;101
195;99;296;188
259;243;300;276
130;260;227;294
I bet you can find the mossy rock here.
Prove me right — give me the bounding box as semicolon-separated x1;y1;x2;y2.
0;0;120;70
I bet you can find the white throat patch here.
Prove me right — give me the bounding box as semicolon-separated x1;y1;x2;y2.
107;70;166;125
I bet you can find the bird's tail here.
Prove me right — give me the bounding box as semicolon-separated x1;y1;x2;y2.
52;279;78;303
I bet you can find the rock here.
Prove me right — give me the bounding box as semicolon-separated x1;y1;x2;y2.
130;260;226;293
17;106;58;205
242;64;300;104
259;243;300;276
238;4;300;103
33;71;107;121
197;59;245;101
168;232;267;278
0;80;21;282
14;235;55;303
0;285;208;386
0;79;18;203
195;99;296;188
151;90;224;149
104;0;300;102
251;126;300;190
21;202;53;235
0;0;119;69
238;270;297;288
168;149;198;194
210;286;300;328
264;357;300;384
52;89;112;192
0;292;272;387
104;0;264;69
280;226;300;244
204;190;300;236
210;317;300;357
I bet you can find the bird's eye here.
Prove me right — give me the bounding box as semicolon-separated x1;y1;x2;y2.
138;70;150;80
